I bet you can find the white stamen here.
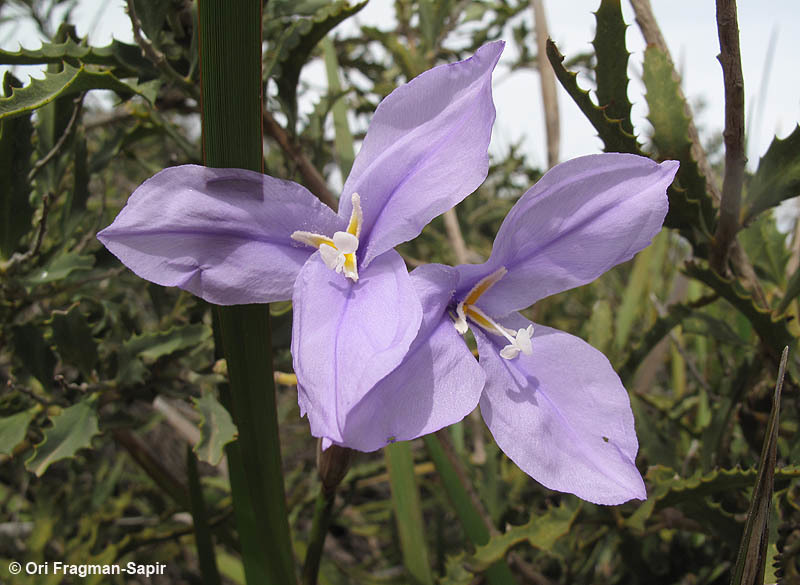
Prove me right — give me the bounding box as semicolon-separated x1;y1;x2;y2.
499;325;534;360
333;231;359;254
451;267;534;360
319;243;343;272
454;301;468;334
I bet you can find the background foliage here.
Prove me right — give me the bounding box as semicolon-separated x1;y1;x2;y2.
0;0;798;584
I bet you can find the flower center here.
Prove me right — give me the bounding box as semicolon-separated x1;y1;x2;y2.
291;193;363;282
453;267;534;360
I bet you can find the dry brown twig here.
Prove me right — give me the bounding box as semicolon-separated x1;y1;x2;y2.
531;0;560;169
711;0;746;272
629;0;767;307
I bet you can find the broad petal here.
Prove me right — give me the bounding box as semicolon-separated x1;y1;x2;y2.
456;154;678;317
339;42;503;266
340;264;485;451
475;316;645;505
292;250;422;445
97;165;342;305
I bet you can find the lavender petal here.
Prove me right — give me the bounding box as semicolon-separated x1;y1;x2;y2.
98;165;342;305
475;316;646;505
339;42;504;266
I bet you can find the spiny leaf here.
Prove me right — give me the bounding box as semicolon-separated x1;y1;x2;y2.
265;0;368;124
683;261;797;382
0;38;154;77
440;503;578;585
0;406;39;456
546;39;640;155
131;0;169;47
642;46;717;240
22;252;95;285
124;323;211;361
26;398;100;476
193;391;237;466
0;73;34;258
742;125;800;225
0;63;159;121
592;0;633;134
730;346;787;585
362;25;428;79
625;463;800;533
49;304;98;378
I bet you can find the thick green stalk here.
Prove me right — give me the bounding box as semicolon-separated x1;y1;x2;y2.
198;2;295;584
385;441;434;585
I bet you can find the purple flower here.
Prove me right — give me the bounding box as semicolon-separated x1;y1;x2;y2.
344;154;679;505
97;42;504;447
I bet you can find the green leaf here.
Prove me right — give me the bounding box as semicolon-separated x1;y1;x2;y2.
200;0;296;579
11;324;56;388
615;239;656;352
0;63;158;121
132;0;169;47
619;299;694;382
0;73;34;259
683;261;797;381
362;25;428;79
683;313;747;346
268;0;368;123
49;304;98;377
730;346;786;585
322;36;355;178
62;126;91;228
22;251;95;285
587;299;613;354
624;463;800;533
0;407;39;456
738;212;790;286
778;261;800;314
123;323;211;361
423;434;518;585
592;0;633;134
0;39;157;79
642;46;717;240
743;125;800;224
440;503;578;585
193;391;237;465
385;441;434;585
186;445;222;585
26;398;100;476
545;39;640;156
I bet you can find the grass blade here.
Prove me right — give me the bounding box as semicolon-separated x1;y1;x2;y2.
385;441;434;585
730;346;787;585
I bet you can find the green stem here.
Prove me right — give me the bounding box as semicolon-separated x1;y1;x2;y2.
198;1;296;584
186;445;222;585
301;487;336;585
